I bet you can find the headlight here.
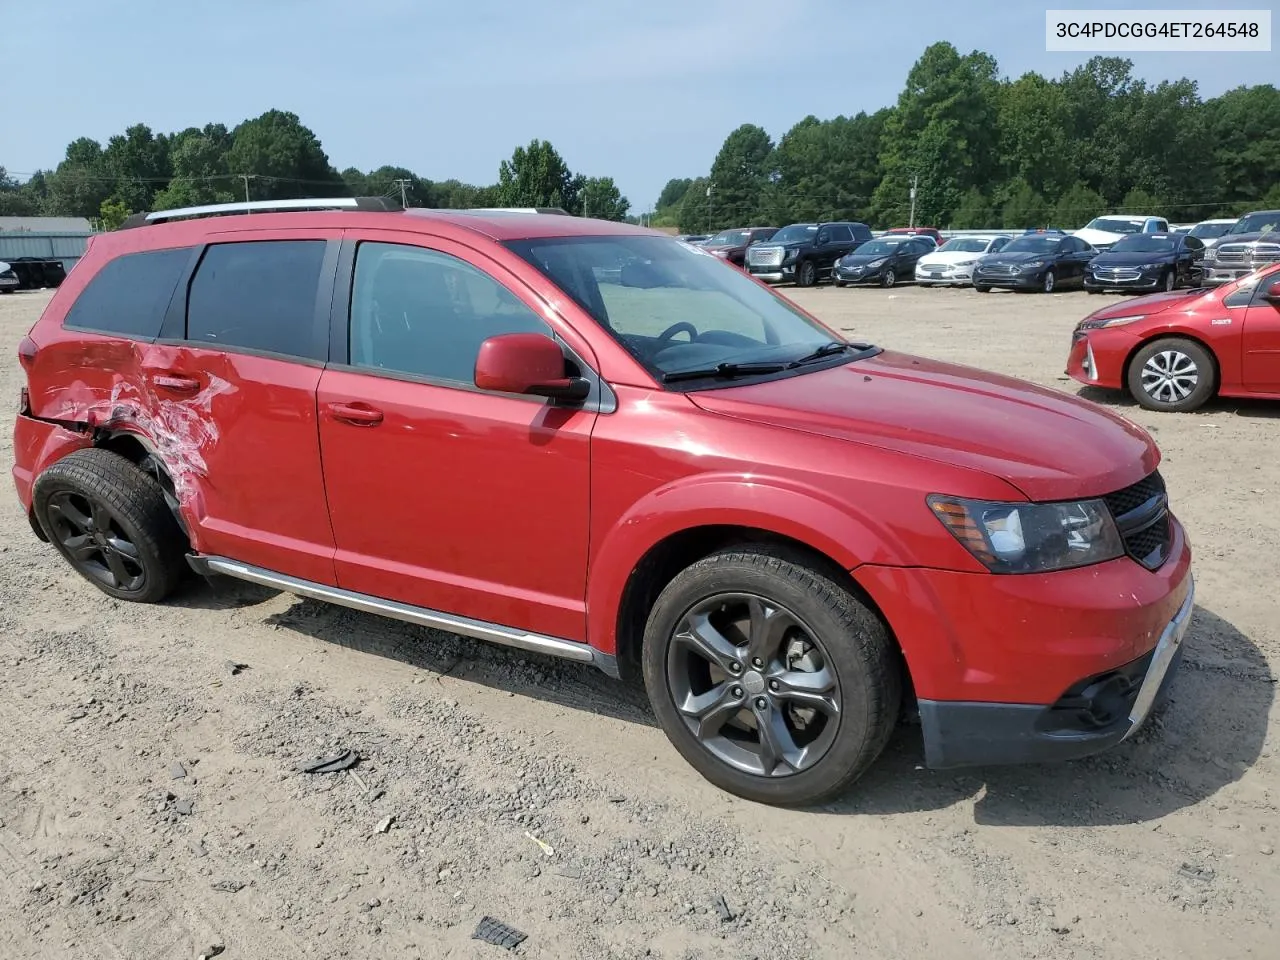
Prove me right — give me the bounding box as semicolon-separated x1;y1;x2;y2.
713;249;729;258
1203;248;1217;262
1079;313;1146;330
928;495;1124;574
1020;260;1046;270
783;249;797;262
954;259;976;266
868;258;887;268
1142;262;1165;270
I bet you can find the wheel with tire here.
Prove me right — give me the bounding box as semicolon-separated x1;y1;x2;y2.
1126;337;1217;412
974;284;991;293
32;448;189;603
880;269;896;288
833;279;846;288
1161;268;1176;292
1041;270;1056;293
795;260;817;287
642;546;902;806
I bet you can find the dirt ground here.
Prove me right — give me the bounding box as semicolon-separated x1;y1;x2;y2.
1;284;1275;960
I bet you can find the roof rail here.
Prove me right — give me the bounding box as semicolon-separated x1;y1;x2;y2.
118;196;402;230
428;207;573;216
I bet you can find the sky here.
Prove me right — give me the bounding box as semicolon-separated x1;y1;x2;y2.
2;0;1275;211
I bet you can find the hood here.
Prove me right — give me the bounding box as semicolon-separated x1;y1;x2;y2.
1082;287;1208;322
687;352;1158;502
1089;250;1175;266
982;250;1055;264
1074;227;1135;246
1215;229;1280;246
839;251;893;264
918;250;983;267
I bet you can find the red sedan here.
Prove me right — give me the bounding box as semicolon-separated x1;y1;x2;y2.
1067;263;1280;412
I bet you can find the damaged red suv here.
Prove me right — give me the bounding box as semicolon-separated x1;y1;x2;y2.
13;199;1193;806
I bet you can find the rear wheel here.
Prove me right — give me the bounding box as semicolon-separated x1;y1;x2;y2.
1127;337;1217;412
642;547;901;806
1162;268;1176;292
32;448;188;603
796;260;817;287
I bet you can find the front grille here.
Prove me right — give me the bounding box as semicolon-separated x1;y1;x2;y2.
748;246;784;268
980;264;1019;276
1095;268;1142;281
1255;243;1280;263
1103;471;1171;569
1214;244;1249;264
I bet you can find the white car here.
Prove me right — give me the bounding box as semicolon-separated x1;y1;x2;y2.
1184;217;1237;249
914;234;1012;286
1073;215;1169;252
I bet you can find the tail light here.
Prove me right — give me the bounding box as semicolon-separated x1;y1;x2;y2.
18;335;38;371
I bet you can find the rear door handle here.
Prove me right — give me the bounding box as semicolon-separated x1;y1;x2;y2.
329;402;384;427
152;374;201;395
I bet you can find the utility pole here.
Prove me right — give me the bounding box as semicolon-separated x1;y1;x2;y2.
240;174;252;204
706;183;713;234
391;178;410;207
908;175;918;228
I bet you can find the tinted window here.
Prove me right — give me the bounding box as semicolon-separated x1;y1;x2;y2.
350;242;549;384
1185;236;1205;252
186;241;327;359
990;237;1009;252
64;247;190;339
771;224;818;244
853;224;873;240
826;225;853;243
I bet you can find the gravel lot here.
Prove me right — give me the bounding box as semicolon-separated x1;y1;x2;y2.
1;284;1276;960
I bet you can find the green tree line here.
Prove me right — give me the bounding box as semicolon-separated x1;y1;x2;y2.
654;44;1280;233
0;112;629;225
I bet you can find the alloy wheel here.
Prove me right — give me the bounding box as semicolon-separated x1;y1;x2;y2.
1164;270;1175;292
1141;349;1198;404
665;593;842;778
45;490;146;592
1042;270;1055;293
881;269;896;288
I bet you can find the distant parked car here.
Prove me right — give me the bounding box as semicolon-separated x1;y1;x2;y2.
885;226;943;246
1201;209;1280;286
1084;232;1205;294
700;226;779;267
1073;215;1169;252
675;234;711;245
1184;218;1236;248
1068;262;1280;412
973;232;1097;293
0;261;19;293
833;235;933;288
5;257;67;290
915;234;1012;286
745;221;873;286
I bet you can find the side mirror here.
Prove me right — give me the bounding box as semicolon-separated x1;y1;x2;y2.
474;333;590;403
1263;279;1280;303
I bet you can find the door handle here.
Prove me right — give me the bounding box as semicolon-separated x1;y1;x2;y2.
152;373;201;395
329;402;384;427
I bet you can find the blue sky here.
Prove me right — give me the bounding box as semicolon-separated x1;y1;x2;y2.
2;0;1274;210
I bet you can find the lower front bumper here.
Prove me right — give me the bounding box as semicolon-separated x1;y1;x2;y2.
1084;274;1163;291
918;576;1195;768
1203;267;1254;285
834;269;884;284
973;273;1041;289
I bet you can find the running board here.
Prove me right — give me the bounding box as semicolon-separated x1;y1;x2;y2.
188;555;613;673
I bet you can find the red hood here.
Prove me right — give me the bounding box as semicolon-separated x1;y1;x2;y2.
1085;287;1209;321
688;351;1159;502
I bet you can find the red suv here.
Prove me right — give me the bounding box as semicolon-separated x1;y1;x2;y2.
13;199;1194;806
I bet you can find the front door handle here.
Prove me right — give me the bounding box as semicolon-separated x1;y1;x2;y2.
329;402;384;427
152;373;201;395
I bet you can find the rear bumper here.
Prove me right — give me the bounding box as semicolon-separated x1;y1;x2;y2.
12;411;93;512
918;577;1194;767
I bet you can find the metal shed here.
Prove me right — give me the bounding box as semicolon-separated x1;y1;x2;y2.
0;216;96;275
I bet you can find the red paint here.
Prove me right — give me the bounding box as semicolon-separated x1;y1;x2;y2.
13;207;1194;712
1067;262;1280;400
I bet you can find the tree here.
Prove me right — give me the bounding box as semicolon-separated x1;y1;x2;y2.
497;139;580;211
996;73;1074;200
1119;186;1162;213
44;137;113;219
950;187;994;229
101;123;170;212
0;167;42;216
999;178;1050;228
1053;182;1106;228
152;123;235;210
98;197;132;230
707;124;774;227
768;111;886;224
580;176;629;220
346;165;434;206
677;177;711;233
656;177;694;210
224;110;346;200
1204;84;1280;209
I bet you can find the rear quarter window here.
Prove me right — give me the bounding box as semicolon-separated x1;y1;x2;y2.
63;247;192;340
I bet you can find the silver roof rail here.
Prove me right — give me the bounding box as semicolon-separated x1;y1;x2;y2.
420;207;574;216
119;196;401;229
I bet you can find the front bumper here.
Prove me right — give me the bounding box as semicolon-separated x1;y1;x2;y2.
915;265;976;285
833;266;885;284
973;270;1042;289
1084;270;1164;291
918;576;1194;767
1202;265;1256;286
748;263;793;283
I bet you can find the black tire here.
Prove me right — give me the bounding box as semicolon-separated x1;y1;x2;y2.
795;260;817;287
1126;337;1217;413
974;284;991;293
833;279;846;288
641;546;902;806
33;448;189;603
1041;269;1056;293
1161;268;1176;292
880;269;896;288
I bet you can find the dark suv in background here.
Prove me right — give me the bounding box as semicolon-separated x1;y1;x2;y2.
701;226;779;267
746;221;873;286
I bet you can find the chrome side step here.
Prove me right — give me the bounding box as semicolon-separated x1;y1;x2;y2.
189;555;609;671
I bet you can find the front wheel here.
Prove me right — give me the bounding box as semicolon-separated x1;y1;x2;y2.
974;284;991;293
880;269;896;288
1127;337;1217;412
1042;269;1056;293
833;279;846;288
796;260;817;287
1162;268;1176;292
642;547;902;806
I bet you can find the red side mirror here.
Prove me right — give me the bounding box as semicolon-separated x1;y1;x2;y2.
1264;278;1280;303
474;333;590;402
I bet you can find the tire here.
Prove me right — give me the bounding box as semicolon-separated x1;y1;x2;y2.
1041;270;1056;293
1161;268;1176;292
1087;287;1102;294
833;279;846;288
1126;337;1217;413
641;546;902;806
974;284;991;293
32;448;189;603
880;269;896;288
795;260;817;287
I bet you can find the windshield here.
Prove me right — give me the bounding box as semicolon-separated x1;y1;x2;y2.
1001;236;1061;254
707;229;749;246
854;239;906;257
1111;235;1176;253
1229;212;1280;235
1189;221;1233;239
770;224;818;244
937;237;993;253
1083;217;1144;234
504;235;867;384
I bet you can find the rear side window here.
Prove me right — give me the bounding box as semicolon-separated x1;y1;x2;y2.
186;240;327;360
63;247;190;339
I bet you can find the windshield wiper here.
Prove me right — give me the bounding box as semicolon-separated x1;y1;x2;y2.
788;341;852;367
661;361;790;383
